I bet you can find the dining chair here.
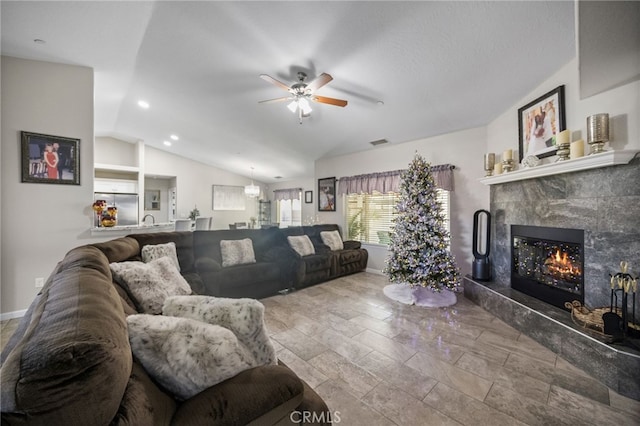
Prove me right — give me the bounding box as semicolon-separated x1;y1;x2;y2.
195;217;212;230
235;222;248;229
174;219;192;231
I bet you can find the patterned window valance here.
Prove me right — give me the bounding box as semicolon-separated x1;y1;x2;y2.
338;164;455;195
273;188;302;201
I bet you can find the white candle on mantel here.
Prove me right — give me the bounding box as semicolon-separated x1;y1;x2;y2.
556;129;570;145
503;149;513;161
570;139;584;159
494;162;503;175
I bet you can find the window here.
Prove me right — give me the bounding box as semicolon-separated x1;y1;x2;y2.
346;190;450;245
276;195;302;227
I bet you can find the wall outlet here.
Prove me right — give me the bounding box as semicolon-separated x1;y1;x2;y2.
35;277;45;288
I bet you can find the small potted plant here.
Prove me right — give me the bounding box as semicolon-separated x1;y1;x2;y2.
188;206;200;221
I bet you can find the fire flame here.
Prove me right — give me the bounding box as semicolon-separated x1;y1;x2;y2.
545;249;581;278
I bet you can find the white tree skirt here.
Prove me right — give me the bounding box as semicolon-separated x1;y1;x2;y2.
383;283;457;307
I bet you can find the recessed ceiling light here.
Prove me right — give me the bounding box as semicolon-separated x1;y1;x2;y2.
170;134;179;141
163;141;171;146
33;39;46;44
376;100;385;106
274;176;282;179
137;100;150;109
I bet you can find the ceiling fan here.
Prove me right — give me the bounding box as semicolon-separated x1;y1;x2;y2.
259;71;348;124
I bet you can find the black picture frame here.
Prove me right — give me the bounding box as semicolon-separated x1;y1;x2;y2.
304;190;313;204
517;85;565;163
21;131;80;185
318;177;336;211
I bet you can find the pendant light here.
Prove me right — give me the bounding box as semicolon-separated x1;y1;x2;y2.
244;167;260;198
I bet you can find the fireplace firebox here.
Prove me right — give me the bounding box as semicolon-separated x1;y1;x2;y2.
511;225;584;310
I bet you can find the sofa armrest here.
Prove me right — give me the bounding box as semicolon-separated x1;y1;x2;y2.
195;257;222;272
171;365;304;426
343;240;362;250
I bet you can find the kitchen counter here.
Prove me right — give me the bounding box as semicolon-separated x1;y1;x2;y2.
90;223;175;236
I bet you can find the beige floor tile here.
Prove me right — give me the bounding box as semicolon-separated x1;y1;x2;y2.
434;331;511;365
277;348;329;389
314;381;395;426
356;350;437;400
353;329;416;363
548;385;638;426
349;314;403;338
477;330;558;364
312;327;373;362
504;352;610;405
423;382;527;426
609;388;640;420
393;330;465;363
484;384;583;426
272;328;328;361
405;351;493;401
362;382;462;426
308;350;380;399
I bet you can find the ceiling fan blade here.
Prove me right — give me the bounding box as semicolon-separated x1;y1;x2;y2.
305;73;333;92
260;74;291;92
313;95;348;107
258;97;293;104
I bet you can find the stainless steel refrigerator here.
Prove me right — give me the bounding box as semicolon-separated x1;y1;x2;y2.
94;193;139;226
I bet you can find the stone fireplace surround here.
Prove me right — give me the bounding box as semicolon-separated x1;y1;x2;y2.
464;156;640;400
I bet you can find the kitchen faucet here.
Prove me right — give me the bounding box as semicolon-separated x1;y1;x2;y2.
142;214;155;225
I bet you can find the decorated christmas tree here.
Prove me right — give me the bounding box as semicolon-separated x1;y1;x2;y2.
384;154;460;292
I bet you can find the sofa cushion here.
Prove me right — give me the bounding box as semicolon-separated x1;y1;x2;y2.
0;246;132;425
110;257;192;314
141;242;180;271
171;364;304;426
220;238;256;267
127;315;263;400
320;230;344;251
163;295;277;366
288;235;315;257
110;362;177;426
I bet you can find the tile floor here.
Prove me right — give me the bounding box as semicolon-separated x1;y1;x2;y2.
1;272;639;425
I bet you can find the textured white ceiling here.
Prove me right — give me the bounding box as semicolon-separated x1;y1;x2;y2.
1;1;575;182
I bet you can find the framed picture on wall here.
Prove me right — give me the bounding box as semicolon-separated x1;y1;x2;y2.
517;85;566;163
318;177;336;211
304;190;313;204
144;189;161;210
21;131;80;185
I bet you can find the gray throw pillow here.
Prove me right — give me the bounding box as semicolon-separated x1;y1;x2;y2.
320;230;344;251
127;314;257;400
110;257;191;314
141;242;180;271
220;238;256;267
287;235;315;257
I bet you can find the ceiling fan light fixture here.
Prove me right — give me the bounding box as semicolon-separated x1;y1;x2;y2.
298;98;312;114
287;100;298;113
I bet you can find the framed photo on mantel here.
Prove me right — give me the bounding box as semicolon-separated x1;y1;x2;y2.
517;85;566;163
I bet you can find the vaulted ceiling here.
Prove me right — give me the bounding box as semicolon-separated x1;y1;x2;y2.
1;1;575;182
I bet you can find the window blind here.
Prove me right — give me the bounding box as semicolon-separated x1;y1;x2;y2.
346;190;450;245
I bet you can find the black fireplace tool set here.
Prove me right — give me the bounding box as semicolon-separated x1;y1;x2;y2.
604;261;639;343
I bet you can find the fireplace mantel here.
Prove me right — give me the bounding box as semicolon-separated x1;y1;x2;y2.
480;149;639;185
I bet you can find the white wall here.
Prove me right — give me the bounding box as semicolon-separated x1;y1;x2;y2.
487;57;640;159
143;177;170;222
143;146;264;230
95;136;138;167
314;127;490;274
1;57;94;316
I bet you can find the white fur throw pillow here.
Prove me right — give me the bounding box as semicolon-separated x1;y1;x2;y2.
110;257;191;314
163;295;277;366
141;242;180;271
220;238;256;267
320;230;344;251
287;235;315;257
127;314;257;400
